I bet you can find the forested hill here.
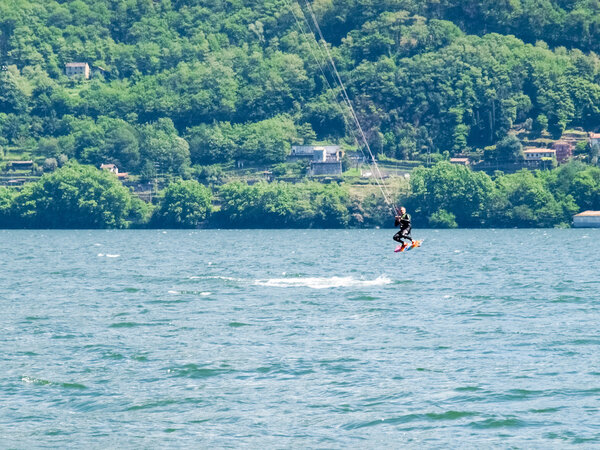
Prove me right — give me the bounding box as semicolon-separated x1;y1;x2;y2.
1;0;600;176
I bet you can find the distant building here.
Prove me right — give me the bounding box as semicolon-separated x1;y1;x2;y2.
92;65;108;78
289;145;342;160
590;132;600;150
100;163;118;174
573;210;600;227
523;148;556;165
552;141;573;164
262;170;273;182
10;160;33;170
65;62;90;79
288;145;343;176
100;163;128;180
450;157;470;166
6;178;27;186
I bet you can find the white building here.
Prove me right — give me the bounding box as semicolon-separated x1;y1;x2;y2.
65;62;90;79
573;210;600;227
100;163;118;174
290;145;342;160
523;148;556;161
288;145;343;176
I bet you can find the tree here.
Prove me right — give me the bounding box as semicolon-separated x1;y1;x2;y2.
13;163;141;228
217;181;351;228
495;134;523;162
491;170;572;227
187;122;236;164
532;114;549;137
409;162;494;227
43;158;58;172
428;209;458;228
0;187;15;228
139;118;191;174
243;116;297;163
154;179;212;228
0;69;27;114
103;124;140;170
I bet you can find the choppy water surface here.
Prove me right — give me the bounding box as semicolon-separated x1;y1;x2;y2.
1;229;600;447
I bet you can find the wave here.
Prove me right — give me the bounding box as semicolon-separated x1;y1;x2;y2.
21;376;86;389
253;275;392;289
189;275;240;282
168;290;211;296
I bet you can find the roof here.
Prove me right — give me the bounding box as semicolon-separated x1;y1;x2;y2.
523;148;555;153
552;141;572;147
100;164;116;169
590;132;600;139
450;158;469;162
291;144;340;154
574;210;600;217
11;160;33;164
66;62;88;67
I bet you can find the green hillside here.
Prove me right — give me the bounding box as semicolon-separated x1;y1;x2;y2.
1;1;600;229
1;0;599;175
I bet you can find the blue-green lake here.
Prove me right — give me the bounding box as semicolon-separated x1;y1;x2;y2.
1;229;599;447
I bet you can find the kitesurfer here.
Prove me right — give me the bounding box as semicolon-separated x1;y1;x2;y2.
393;206;414;249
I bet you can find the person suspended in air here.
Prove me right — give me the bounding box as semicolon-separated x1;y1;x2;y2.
393;206;414;251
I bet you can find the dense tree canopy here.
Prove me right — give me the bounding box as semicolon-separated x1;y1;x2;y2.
0;160;597;228
8;163;146;228
217;180;351;227
1;0;600;230
154;179;212;228
1;0;599;172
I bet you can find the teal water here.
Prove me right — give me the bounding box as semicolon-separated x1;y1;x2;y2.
1;229;599;447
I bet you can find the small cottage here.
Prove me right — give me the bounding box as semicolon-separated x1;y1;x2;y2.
100;163;118;174
100;163;128;180
450;157;470;166
10;160;34;170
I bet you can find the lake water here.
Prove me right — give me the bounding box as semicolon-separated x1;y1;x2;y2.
1;229;599;447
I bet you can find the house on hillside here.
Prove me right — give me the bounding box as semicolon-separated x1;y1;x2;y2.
10;160;33;171
289;145;342;161
552;141;573;164
6;178;27;186
523;148;556;166
450;157;470;166
100;163;118;174
65;62;90;79
100;163;128;180
288;144;344;175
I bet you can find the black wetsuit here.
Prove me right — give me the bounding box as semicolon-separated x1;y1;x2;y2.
393;213;413;244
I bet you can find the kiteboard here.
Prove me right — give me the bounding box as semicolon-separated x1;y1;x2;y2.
394;240;423;253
